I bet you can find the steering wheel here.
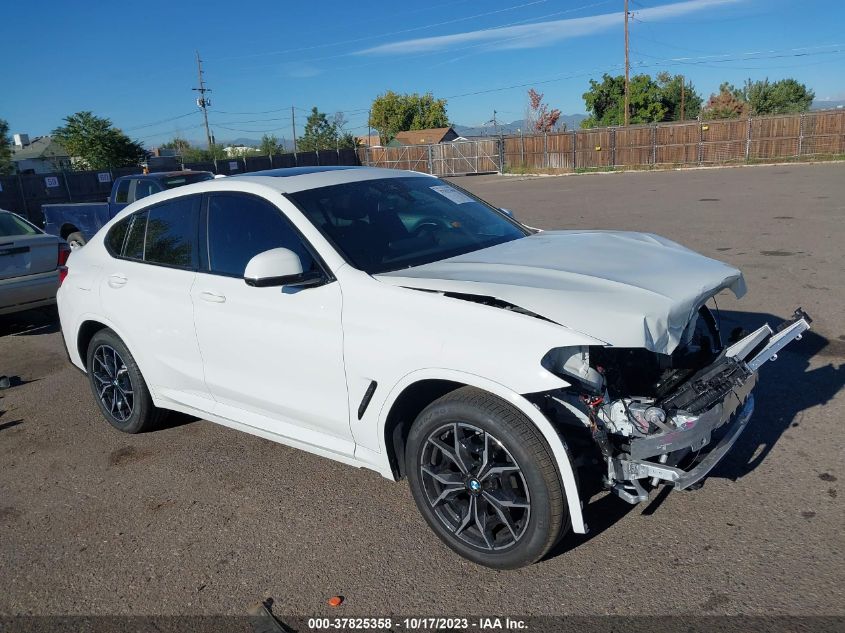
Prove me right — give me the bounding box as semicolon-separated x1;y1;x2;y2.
412;219;449;238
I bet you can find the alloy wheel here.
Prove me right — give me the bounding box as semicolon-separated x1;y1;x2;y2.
419;422;531;551
91;344;134;422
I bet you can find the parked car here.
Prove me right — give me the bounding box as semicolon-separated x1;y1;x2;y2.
43;171;214;249
1;208;70;316
56;166;810;569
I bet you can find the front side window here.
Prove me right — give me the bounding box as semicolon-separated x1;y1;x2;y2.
206;194;315;277
286;176;527;274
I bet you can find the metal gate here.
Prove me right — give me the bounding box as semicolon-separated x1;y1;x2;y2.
431;139;501;175
361;139;502;175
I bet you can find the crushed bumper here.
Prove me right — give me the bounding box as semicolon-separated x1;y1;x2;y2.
608;308;811;504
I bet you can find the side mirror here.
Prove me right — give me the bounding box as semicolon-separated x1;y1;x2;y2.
500;207;515;218
244;248;322;288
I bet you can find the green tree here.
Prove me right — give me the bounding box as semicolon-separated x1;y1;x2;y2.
582;74;667;128
0;118;12;175
582;73;706;127
160;137;192;155
179;143;227;162
701;84;750;120
368;91;449;143
259;133;285;155
298;107;338;151
727;78;815;115
656;72;703;121
52;111;146;169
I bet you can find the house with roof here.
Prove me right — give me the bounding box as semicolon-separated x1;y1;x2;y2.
387;126;460;147
11;134;71;174
355;134;381;147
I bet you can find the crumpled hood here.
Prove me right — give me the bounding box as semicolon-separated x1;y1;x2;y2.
376;230;746;355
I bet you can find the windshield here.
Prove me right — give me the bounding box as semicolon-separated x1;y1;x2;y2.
162;173;214;189
0;212;39;237
287;176;527;274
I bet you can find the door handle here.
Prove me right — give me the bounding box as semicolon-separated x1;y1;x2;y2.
199;291;226;303
108;273;127;289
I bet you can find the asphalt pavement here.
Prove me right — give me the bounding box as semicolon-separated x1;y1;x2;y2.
0;162;842;619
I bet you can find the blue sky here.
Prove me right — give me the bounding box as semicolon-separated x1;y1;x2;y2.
2;0;843;146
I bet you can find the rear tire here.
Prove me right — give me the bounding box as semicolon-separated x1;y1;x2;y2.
86;329;165;433
406;386;568;569
66;231;86;250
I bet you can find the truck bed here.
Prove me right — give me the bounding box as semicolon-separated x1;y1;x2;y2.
42;202;111;241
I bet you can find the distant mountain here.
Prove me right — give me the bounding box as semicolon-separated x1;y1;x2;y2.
812;100;845;111
454;115;586;137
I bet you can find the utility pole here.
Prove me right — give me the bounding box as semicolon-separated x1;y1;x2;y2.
623;0;630;126
291;106;297;152
192;51;213;151
680;74;686;121
367;110;372;147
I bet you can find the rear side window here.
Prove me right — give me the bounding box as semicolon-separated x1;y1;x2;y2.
105;217;131;255
133;180;159;202
144;197;198;268
162;173;214;189
123;212;148;260
206;194;315;277
119;196;199;268
114;179;131;204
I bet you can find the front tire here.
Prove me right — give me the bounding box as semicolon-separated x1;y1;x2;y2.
86;329;164;433
406;387;568;569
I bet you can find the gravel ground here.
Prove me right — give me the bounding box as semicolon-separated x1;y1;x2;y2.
0;162;842;619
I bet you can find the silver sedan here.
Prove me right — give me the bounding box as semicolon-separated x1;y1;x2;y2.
0;209;69;316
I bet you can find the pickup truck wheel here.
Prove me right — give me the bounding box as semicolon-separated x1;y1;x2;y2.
406;386;567;569
86;329;165;433
67;232;86;250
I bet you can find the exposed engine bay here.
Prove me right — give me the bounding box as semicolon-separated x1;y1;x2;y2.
531;305;812;505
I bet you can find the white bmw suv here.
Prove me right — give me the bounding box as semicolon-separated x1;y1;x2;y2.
58;166;809;568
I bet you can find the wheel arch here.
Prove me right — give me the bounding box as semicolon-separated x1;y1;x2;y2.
74;316;149;383
77;319;109;365
378;369;587;534
60;223;80;240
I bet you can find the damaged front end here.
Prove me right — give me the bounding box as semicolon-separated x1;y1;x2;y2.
531;306;812;505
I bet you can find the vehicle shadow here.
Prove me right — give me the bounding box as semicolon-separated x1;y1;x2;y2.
156;411;203;432
710;309;844;481
545;309;843;562
0;307;60;338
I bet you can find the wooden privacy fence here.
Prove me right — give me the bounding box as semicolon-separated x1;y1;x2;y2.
503;110;845;171
357;111;843;176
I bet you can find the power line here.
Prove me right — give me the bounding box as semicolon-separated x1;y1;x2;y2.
440;46;844;101
210;0;612;77
123;111;199;132
210;0;551;63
